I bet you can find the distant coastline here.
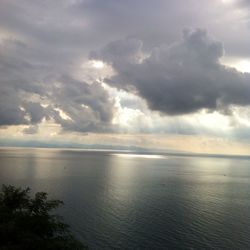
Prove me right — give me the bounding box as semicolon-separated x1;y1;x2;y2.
0;142;249;160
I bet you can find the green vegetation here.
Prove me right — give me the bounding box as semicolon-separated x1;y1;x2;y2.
0;185;87;250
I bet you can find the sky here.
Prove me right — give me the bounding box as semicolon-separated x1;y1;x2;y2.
0;0;250;155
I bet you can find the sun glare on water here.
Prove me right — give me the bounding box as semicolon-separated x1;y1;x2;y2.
113;154;167;159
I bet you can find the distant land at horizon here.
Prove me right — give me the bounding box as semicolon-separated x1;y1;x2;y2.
1;139;250;160
0;138;187;154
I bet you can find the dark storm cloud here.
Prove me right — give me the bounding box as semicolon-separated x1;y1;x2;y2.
0;37;114;132
22;102;48;124
92;29;250;115
49;76;114;133
0;40;46;126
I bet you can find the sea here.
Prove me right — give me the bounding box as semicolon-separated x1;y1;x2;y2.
1;147;250;249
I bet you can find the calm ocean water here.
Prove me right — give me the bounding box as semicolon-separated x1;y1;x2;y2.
1;148;250;249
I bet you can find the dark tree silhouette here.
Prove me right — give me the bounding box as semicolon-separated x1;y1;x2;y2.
0;185;87;250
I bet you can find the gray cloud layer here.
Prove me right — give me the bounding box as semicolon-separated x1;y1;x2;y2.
1;0;250;135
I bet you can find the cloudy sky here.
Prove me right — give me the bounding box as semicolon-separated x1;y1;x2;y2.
1;0;250;154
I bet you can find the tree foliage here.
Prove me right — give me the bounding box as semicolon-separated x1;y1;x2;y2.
0;185;87;250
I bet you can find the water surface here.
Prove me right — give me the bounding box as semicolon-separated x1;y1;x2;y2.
1;148;250;249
